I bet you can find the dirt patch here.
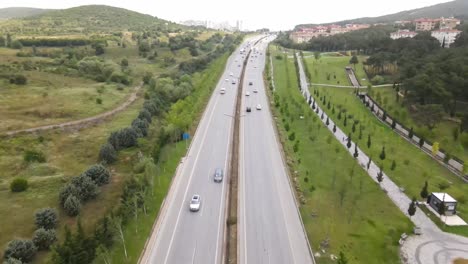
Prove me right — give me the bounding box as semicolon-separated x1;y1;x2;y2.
454;259;468;264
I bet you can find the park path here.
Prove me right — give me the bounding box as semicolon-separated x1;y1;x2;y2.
2;83;142;137
295;53;468;264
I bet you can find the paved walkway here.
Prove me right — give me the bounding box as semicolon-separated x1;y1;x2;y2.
2;83;142;137
295;53;468;264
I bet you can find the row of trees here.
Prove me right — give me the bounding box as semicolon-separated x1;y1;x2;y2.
3;208;58;263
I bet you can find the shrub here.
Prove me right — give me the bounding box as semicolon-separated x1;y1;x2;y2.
132;118;149;137
23;150;46;163
35;208;58;230
4;258;22;264
58;184;79;206
4;239;37;263
70;175;99;202
83;164;110;186
99;143;117;164
10;178;28;192
64;195;81;217
460;133;468;149
32;228;56;250
96;98;102;104
138;109;152;123
10;75;27;85
288;132;296;141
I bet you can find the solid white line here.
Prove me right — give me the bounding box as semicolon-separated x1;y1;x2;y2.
163;96;222;264
240;69;248;264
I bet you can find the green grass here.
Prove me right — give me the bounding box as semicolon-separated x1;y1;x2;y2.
306;79;468;237
373;87;468;162
304;54;370;86
269;45;412;263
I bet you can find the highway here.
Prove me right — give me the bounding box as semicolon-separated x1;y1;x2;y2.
140;37;259;264
239;37;315;263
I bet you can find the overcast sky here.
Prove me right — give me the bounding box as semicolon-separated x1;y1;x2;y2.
0;0;453;30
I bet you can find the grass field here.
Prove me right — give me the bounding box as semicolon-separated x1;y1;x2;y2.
302;55;468;238
303;52;370;86
373;87;467;162
269;45;412;263
0;96;143;261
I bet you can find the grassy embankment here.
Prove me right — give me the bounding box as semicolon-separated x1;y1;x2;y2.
303;54;468;237
268;45;412;264
372;87;467;163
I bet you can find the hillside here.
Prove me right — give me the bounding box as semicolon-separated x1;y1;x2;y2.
0;7;50;19
297;0;468;28
0;5;182;34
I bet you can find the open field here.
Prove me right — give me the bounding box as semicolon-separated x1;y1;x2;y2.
374;87;467;162
269;45;412;263
0;96;143;261
303;52;370;86
303;55;468;237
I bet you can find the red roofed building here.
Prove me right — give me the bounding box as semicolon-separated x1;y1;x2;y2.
415;18;438;31
431;29;461;48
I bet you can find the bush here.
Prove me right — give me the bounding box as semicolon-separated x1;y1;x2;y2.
83;164;110;186
4;239;37;263
64;195;81;217
10;178;28;192
23;150;46;163
99;143;117;164
132;118;149;137
96;98;102;104
118;127;138;148
138;109;152;123
70;175;99;202
4;258;22;264
58;184;79;206
10;75;27;85
32;228;56;250
460;133;468;149
35;208;58;230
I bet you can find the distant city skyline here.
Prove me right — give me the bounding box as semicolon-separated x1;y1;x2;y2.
0;0;454;30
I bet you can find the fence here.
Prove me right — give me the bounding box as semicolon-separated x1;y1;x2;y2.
358;92;467;181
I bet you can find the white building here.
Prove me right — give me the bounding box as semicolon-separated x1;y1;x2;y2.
390;29;418;40
431;29;461;48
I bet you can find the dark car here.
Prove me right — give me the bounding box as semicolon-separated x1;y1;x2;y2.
246;106;252;112
249;81;253;86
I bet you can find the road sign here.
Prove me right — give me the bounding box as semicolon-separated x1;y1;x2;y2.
182;132;190;140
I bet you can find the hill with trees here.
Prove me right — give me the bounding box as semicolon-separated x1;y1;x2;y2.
0;5;182;35
296;0;468;28
0;7;50;19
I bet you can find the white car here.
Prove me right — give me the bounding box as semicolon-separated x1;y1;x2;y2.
189;195;201;212
246;91;250;96
220;88;226;94
229;72;233;76
225;78;229;82
256;104;262;110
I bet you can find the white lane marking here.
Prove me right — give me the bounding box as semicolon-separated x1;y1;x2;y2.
163;95;222;264
214;115;233;264
191;242;197;264
241;88;248;264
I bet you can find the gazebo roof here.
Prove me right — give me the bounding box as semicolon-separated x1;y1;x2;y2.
432;192;457;203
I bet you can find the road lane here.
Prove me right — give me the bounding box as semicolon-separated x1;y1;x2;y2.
239;37;315;264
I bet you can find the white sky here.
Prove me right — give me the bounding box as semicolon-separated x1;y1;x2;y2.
0;0;453;30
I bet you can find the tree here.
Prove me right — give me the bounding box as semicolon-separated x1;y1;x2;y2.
11;40;23;49
333;124;336;133
70;175;99;202
346;134;352;149
352;122;356;133
112;217;128;259
64;195;81;217
337;251;348;264
4;240;37;263
391;119;396;129
35;208;58;230
367;156;372;170
33;228;57;250
84;164;111;186
420;181;429;199
377;167;384;184
419;137;424;148
432;142;439;156
10;178;28;192
313;51;321;61
379;146;386;160
353;143;359;158
408;197;417;218
367;134;371;148
408;127;414;139
121;58;129;67
391;160;396;170
4;257;22;264
344;115;347;126
99;143;117;164
325;117;329;126
438;199;446;216
132;118;149;137
413;104;444;130
349;55;359;70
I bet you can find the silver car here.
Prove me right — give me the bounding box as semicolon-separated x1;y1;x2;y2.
214;168;224;183
189;194;201;212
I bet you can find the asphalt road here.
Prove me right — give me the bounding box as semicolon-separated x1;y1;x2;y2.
139;37;261;264
239;37;314;264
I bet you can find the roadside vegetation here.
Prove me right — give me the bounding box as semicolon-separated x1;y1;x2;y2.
0;4;242;263
301;54;468;237
267;45;412;264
